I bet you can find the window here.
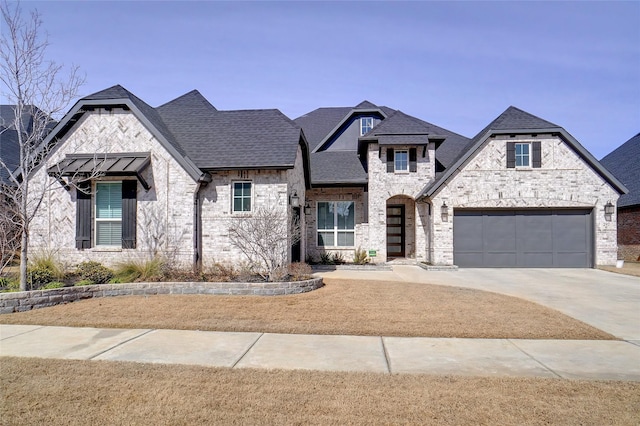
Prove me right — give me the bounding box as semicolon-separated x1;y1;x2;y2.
507;141;541;169
317;201;355;247
515;143;530;167
395;150;408;172
76;180;137;249
233;182;252;212
360;117;373;136
95;182;123;246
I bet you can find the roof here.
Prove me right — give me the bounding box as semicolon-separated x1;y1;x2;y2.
309;151;368;185
294;101;396;152
0;105;56;185
157;91;304;170
41;85;310;186
600;132;640;208
418;106;628;199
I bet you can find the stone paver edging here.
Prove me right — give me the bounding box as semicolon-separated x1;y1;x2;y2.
0;277;323;314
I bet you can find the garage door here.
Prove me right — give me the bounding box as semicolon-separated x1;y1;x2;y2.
453;209;593;267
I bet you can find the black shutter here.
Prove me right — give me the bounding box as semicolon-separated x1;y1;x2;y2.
75;181;92;249
409;148;417;172
386;148;394;173
506;142;516;168
532;141;541;168
122;180;137;249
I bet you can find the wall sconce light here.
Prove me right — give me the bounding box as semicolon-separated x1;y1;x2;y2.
289;192;300;208
604;201;614;221
441;201;449;222
304;202;311;215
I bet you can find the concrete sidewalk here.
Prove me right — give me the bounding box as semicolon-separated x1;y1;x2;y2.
2;324;639;381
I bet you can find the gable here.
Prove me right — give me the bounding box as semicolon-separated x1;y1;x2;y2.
419;107;627;199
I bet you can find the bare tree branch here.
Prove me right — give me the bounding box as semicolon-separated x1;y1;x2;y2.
0;0;84;290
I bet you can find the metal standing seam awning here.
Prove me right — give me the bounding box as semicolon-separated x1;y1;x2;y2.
47;152;152;190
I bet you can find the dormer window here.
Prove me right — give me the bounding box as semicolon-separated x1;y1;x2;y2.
360;117;373;136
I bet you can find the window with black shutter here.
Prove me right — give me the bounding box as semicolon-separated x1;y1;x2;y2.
75;181;92;249
506;142;516;168
409;148;417;172
532;141;541;168
121;180;137;248
386;148;394;172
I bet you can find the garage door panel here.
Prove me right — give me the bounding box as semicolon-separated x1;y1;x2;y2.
453;209;592;268
484;213;516;251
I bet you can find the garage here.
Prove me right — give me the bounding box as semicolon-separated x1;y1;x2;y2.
453;209;593;267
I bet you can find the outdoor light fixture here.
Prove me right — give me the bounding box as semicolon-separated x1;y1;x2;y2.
304;201;311;215
441;201;449;222
604;201;614;221
290;192;300;208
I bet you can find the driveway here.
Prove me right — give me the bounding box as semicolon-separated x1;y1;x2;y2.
317;266;640;341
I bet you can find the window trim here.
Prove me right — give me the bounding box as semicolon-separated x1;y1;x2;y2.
316;201;356;248
394;150;409;173
232;181;253;213
94;181;123;247
360;117;373;136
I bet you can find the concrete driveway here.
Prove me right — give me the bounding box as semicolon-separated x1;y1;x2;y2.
317;266;640;342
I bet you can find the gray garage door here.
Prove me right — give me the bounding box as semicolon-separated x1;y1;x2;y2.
453;209;593;267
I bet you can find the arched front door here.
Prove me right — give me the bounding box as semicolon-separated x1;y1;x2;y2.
386;204;405;258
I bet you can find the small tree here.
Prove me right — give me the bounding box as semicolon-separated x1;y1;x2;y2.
228;204;301;281
0;0;84;290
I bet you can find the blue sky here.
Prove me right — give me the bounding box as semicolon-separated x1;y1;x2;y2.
9;1;640;158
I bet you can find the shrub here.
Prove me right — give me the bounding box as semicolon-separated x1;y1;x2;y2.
0;276;19;292
115;257;165;283
207;262;238;282
319;252;334;265
28;252;66;289
353;247;369;265
75;261;114;284
289;262;312;280
331;252;345;265
42;281;64;289
74;280;94;286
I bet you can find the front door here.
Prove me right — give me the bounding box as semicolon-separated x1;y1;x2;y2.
386;205;405;259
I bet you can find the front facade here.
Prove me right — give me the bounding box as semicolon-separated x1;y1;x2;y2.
28;86;626;270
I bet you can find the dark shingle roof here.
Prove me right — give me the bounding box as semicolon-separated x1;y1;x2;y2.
310;151;367;185
363;111;470;164
157;91;303;169
0;126;19;185
600;133;640;208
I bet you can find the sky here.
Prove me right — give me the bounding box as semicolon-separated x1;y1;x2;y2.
4;1;640;159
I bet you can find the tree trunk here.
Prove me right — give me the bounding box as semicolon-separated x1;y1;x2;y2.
19;227;28;291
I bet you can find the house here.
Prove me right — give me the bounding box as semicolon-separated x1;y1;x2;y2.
600;133;640;261
28;85;626;270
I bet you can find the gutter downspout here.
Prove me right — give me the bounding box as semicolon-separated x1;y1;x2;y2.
193;173;212;273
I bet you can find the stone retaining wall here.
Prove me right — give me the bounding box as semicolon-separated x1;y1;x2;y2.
0;278;324;314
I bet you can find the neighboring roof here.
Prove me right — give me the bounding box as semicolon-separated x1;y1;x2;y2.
310;151;367;185
418;106;628;199
600;132;640;208
0;105;56;185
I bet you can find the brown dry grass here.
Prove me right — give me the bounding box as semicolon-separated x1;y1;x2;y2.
2;357;639;425
0;279;613;339
599;261;640;277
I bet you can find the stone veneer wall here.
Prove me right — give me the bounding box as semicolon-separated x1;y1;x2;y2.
0;278;324;314
429;135;620;266
29;109;197;267
618;206;640;261
366;144;435;262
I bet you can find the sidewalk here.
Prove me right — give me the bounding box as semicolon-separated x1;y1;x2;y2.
2;324;639;381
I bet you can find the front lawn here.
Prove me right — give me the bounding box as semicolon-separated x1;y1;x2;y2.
2;357;638;425
0;278;614;339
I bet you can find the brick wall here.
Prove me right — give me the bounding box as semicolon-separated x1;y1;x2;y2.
618;206;640;261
